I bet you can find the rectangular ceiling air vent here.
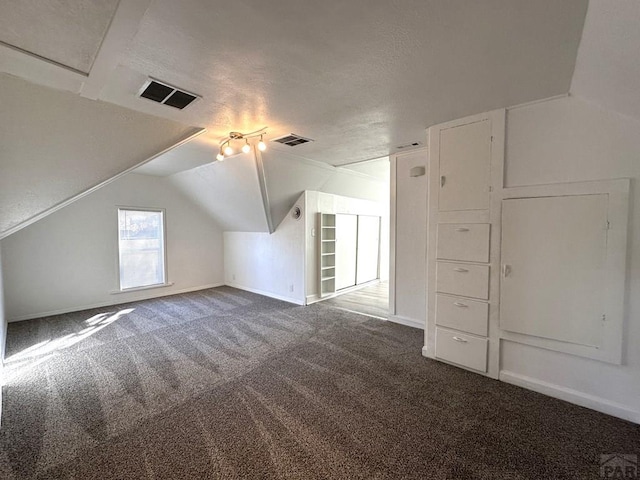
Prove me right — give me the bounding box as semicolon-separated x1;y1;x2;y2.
396;141;423;150
138;79;200;110
271;133;314;147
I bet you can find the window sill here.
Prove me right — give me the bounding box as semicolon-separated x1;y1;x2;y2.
110;282;174;295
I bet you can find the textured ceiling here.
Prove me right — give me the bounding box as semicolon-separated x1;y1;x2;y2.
0;0;119;73
97;0;588;166
0;74;201;237
570;0;640;122
0;0;599;237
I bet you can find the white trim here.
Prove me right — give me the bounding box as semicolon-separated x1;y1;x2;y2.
81;0;153;99
8;283;225;323
110;282;174;295
0;41;87;93
505;93;569;112
389;155;397;315
0;128;205;240
422;346;429;357
225;283;305;306
501;177;630;198
500;370;640;424
306;294;321;305
388;315;424;330
254;147;274;234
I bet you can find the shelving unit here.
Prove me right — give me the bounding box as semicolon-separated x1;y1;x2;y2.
426;109;505;380
319;213;337;297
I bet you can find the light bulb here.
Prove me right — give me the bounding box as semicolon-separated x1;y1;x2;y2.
242;142;251;154
258;140;266;151
223;144;233;156
216;152;224;161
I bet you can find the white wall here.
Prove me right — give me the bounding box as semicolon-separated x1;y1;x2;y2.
502;95;640;422
168;153;270;232
391;150;428;329
262;151;389;229
305;191;388;304
224;194;306;305
0;73;200;238
1;173;224;321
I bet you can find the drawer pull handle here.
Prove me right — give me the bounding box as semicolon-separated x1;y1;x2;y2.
440;175;446;187
453;302;468;308
452;336;468;343
455;227;470;232
453;267;469;273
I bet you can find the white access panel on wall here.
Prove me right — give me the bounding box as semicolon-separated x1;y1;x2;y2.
439;119;491;212
335;214;358;290
356;215;380;284
500;195;608;347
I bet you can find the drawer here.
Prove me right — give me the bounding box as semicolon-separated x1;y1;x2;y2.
435;294;489;336
435;327;488;372
437;223;490;263
436;261;490;299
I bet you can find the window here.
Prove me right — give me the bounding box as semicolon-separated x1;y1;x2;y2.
118;208;166;290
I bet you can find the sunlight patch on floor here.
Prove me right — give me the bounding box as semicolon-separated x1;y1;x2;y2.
2;308;134;385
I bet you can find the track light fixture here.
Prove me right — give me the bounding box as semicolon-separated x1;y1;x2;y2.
216;127;267;161
258;134;267;152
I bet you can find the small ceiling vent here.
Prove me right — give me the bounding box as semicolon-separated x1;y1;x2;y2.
271;133;314;147
138;79;200;110
395;141;423;150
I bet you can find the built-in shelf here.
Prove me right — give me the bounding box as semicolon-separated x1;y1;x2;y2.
319;213;337;297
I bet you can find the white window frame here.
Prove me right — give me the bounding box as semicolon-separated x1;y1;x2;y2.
116;207;169;292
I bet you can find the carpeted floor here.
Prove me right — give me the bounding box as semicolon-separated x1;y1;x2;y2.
0;287;638;479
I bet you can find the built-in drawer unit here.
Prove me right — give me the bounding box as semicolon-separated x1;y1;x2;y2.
435;327;488;372
436;261;490;300
437;223;490;263
435;294;488;336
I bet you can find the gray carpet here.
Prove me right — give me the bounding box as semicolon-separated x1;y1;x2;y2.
0;286;637;479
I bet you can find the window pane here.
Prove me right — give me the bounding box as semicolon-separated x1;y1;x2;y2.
118;209;165;290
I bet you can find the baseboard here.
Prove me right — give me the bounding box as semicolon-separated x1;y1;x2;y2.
225;283;305;306
500;370;640;424
421;346;429;358
8;283;225;323
388;315;424;330
305;294;321;305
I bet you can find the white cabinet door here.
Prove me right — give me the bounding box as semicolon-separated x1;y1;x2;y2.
356;215;380;284
439;119;491;211
500;195;608;347
335;214;358;290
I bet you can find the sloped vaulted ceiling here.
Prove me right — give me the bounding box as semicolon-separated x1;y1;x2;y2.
0;74;201;237
102;0;589;166
0;0;590;237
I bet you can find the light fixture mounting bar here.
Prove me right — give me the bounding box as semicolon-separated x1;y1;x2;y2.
216;126;268;162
